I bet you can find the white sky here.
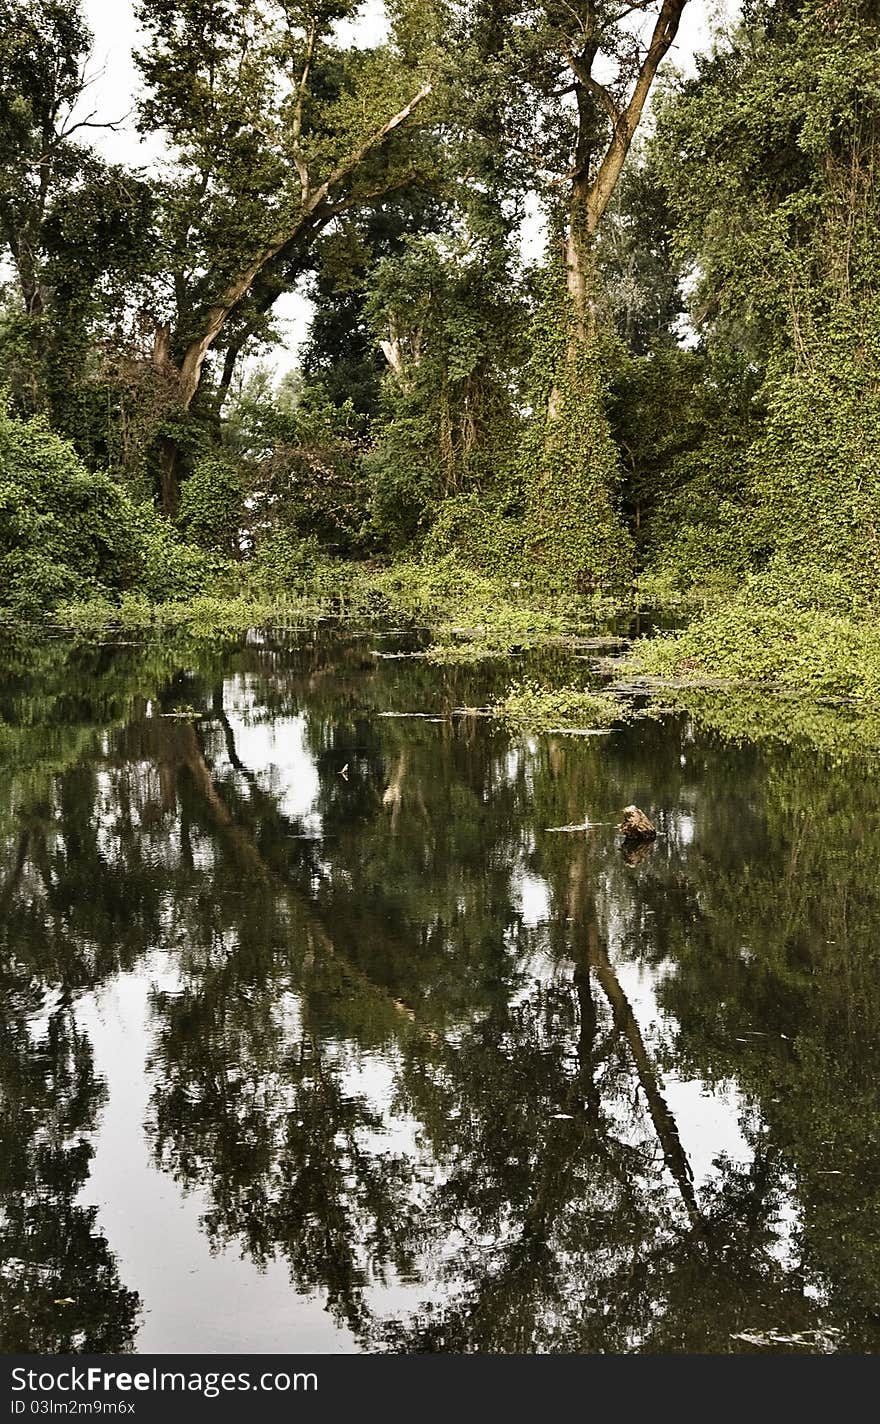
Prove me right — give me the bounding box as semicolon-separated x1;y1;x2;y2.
78;0;730;377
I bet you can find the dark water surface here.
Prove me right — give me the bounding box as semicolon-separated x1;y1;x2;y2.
2;627;880;1354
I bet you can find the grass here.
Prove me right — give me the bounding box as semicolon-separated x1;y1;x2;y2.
51;555;630;647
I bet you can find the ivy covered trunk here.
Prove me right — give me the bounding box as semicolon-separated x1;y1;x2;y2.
523;184;634;595
518;0;690;594
524;326;634;594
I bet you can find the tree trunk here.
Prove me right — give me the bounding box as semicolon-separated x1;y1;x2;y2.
157;436;181;517
547;173;601;418
146;81;432;509
546;0;690;428
619;805;657;842
565;173;598;346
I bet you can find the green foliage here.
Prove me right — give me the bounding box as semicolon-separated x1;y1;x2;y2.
633;594;880;702
301;194;446;418
55;592;314;639
521;276;635;594
421;493;524;575
0;402;219;618
137;511;218;602
491;678;623;732
597;152;685;355
247;528;329;592
650;686;880;763
423;639;504;665
365;236;527;550
609;343;759;581
177;455;247;555
227;376;371;555
0;405;144;614
367;557;565;634
0;0;93;328
747;329;880;597
640;0;880;603
0;0;162;471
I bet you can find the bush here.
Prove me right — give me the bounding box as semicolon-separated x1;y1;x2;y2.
248;528;327;590
0;405;144;615
0;402;221;618
177;455;248;555
633;591;880;701
139;510;219;601
422;494;525;575
491;678;624;732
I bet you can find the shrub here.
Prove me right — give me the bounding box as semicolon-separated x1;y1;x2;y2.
177;455;248;555
491;678;625;732
0;402;222;618
0;405;142;615
422;494;525;575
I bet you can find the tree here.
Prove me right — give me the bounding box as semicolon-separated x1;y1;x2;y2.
0;0;96;319
0;0;153;448
134;0;441;509
300;187;446;416
364;233;527;548
452;0;691;589
647;0;880;604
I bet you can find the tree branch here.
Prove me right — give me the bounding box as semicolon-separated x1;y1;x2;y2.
563;47;623;124
176;80;433;408
290;17;318;205
586;0;689;232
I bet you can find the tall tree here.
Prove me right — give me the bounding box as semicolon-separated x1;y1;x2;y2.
0;0;151;445
459;0;690;589
134;0;440;508
0;0;95;318
648;0;880;602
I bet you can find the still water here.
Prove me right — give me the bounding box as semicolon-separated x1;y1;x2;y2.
2;626;879;1354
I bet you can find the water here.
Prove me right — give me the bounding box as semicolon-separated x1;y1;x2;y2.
2;626;879;1354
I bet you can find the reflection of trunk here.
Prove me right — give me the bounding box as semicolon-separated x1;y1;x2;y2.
215;700;244;771
568;844;599;1112
180;795;194;871
566;836;700;1227
0;828;29;913
382;751;408;834
585;920;701;1231
175;723;431;1039
159;760;177;814
574;962;599;1122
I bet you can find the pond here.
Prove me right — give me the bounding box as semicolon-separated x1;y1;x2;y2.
2;625;879;1354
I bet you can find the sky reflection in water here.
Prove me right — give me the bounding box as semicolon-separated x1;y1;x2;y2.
1;629;877;1354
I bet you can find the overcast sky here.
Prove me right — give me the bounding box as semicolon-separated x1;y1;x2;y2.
77;0;731;376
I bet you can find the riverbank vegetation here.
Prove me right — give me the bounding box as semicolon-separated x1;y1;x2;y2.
1;0;879;717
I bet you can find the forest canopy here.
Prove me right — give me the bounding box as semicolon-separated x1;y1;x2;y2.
0;0;878;684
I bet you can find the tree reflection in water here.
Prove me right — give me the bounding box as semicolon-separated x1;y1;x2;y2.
2;630;879;1351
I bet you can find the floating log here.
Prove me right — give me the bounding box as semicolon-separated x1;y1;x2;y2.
619;805;657;842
